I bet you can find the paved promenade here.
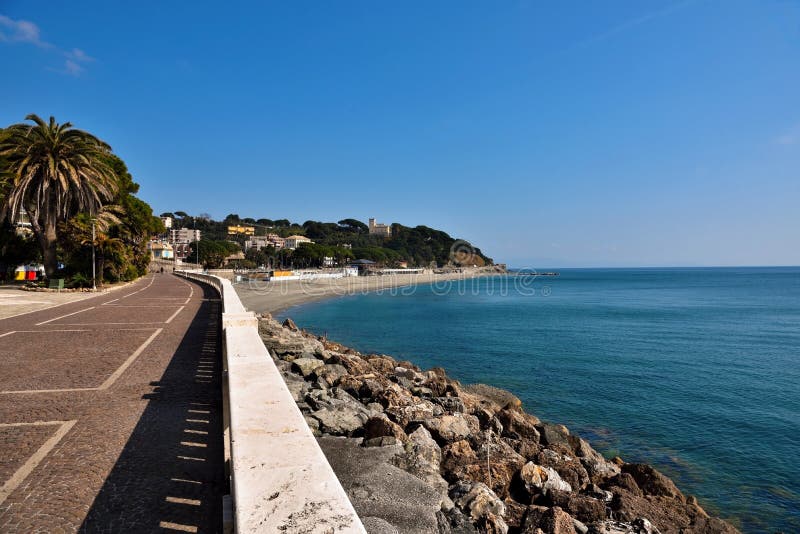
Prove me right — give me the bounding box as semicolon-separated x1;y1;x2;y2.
0;274;225;533
0;286;96;321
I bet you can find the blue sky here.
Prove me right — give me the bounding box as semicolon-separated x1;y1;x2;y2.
1;1;798;267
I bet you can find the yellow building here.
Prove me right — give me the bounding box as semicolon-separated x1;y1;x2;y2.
228;225;255;236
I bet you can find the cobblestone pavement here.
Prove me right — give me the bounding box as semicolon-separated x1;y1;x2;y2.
0;274;225;533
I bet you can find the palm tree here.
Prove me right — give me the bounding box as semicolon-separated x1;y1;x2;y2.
0;114;119;278
81;231;126;287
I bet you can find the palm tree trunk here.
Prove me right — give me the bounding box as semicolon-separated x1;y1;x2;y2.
97;254;105;287
27;208;59;279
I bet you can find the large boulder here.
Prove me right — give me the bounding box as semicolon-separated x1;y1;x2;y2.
283;374;311;402
359;378;387;401
458;438;526;499
375;382;416;409
479;513;510;534
392;426;451;503
423;414;473;444
385;400;438;427
291;357;324;378
463;383;523;411
312;363;349;387
588;520;657;534
366;354;397;374
519;462;572;496
538;424;572;451
438;397;464;414
311;406;369;435
451;482;507;525
535;451;590;492
621;464;684;500
408;425;442;468
547;490;606;524
442;439;479;474
364;415;408;443
522;506;577;534
497;409;541;442
573;438;620;482
605;473;643;498
336;353;374;375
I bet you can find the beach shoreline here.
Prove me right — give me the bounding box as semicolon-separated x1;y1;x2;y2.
234;266;506;315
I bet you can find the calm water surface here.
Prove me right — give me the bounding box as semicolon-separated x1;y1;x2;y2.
279;268;800;533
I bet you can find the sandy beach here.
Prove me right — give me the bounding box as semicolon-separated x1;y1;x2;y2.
234;267;505;315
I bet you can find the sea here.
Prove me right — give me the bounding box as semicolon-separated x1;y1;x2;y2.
277;267;800;533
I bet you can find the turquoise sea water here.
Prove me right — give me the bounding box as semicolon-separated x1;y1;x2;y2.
278;268;800;533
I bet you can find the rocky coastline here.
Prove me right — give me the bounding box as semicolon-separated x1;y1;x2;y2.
258;314;740;534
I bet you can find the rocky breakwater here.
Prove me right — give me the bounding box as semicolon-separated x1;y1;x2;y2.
258;315;740;534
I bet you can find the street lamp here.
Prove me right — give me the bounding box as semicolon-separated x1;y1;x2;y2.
91;219;97;291
194;216;200;269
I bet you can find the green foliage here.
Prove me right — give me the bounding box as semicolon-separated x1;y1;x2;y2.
189;239;240;269
67;272;92;288
338;218;369;233
0;220;39;279
162;213;492;268
0;114;120;277
0;115;164;284
288;242;354;268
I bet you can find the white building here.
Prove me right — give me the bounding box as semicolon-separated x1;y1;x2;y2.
160;216;173;229
284;235;313;250
245;234;285;250
169;228;201;244
368;218;391;237
148;241;174;260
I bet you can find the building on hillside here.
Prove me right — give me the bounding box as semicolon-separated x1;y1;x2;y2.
173;243;193;262
245;234;285;250
226;251;245;264
228;225;255;236
148;240;174;260
284;235;314;250
169;228;201;244
368;218;392;237
160;216;173;229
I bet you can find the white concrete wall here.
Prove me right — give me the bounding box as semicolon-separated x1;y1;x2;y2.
177;271;366;534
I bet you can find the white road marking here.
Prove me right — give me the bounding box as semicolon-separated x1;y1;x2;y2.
164;306;185;324
35;306;95;326
97;328;163;390
0;420;77;506
0;328;163;394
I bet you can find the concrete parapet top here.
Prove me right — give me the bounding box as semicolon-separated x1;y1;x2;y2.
175;271;366;533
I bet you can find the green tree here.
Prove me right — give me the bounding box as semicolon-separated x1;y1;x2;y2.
0;115;119;278
338;218;368;233
0;220;39;279
189;239;240;269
